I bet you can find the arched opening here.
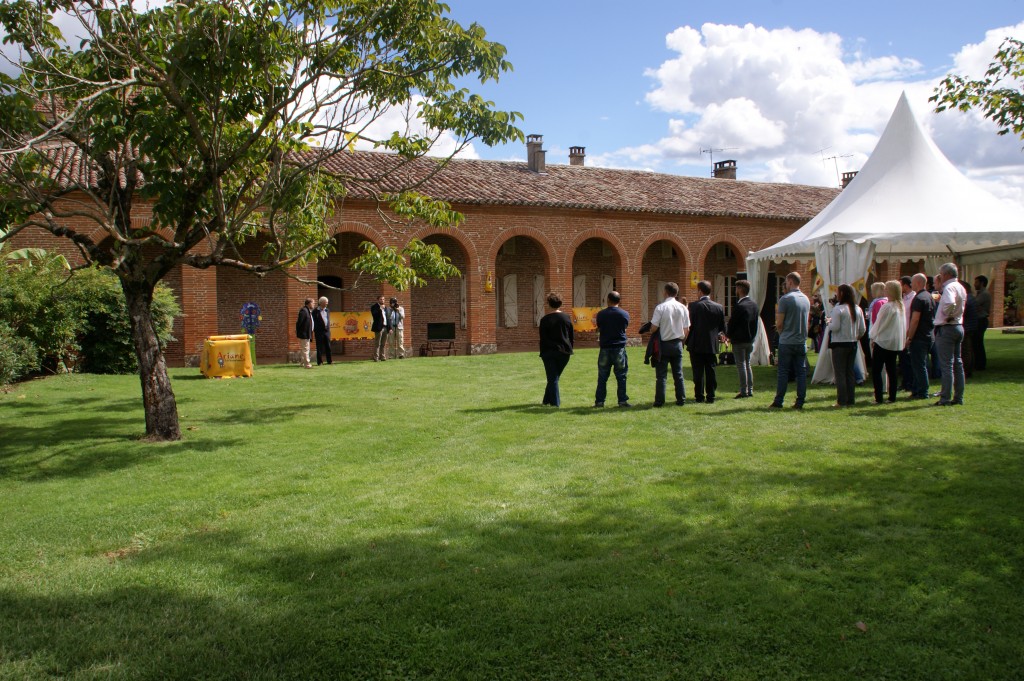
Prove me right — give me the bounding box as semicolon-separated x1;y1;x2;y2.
640;239;686;321
570;237;623;348
700;240;743;319
494;235;550;351
410;234;469;354
315;232;381;359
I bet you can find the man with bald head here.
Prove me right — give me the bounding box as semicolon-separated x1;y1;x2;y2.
932;262;967;406
904;273;935;400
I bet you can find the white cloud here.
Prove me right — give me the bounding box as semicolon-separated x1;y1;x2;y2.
598;21;1024;202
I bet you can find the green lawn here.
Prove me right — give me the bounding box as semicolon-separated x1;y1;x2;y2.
1;335;1022;680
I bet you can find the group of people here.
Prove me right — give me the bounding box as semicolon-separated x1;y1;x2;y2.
537;262;987;409
537;278;759;408
294;295;406;367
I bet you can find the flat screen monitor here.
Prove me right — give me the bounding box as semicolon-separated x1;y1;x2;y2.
427;322;456;341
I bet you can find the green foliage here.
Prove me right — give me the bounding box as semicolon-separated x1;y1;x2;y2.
933;38;1024;140
71;269;180;375
0;320;38;385
0;251;179;380
349;238;460;291
1005;268;1023;311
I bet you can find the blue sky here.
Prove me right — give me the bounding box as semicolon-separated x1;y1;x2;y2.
445;0;1024;203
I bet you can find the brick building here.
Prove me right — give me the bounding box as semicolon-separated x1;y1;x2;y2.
21;137;974;366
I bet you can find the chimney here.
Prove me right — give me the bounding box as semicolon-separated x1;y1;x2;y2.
712;159;737;180
526;134;546;173
569;146;586;166
841;171;858;188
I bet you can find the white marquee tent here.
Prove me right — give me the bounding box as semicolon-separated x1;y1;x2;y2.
745;92;1024;381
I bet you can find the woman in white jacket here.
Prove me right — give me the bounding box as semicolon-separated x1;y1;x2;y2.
868;280;907;404
827;284;866;407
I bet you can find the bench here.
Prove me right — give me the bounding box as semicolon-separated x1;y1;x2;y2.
420;322;458;356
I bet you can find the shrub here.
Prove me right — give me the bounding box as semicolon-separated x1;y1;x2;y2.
0;320;39;386
0;249;180;380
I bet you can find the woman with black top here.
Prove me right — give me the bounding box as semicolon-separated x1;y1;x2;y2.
538;292;575;407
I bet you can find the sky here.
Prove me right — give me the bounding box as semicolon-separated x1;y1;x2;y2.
441;0;1024;206
3;1;1022;206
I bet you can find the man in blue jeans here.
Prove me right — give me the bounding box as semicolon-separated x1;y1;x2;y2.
769;271;809;409
594;290;631;407
905;273;935;400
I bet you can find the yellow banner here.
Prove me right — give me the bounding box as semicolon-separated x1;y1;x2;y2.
330;311;375;340
572;306;603;332
200;337;253;378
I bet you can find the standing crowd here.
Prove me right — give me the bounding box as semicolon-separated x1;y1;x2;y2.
292;262;988;410
535;262;986;410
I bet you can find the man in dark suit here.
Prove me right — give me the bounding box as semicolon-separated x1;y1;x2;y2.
311;296;332;365
370;294;390;362
685;280;726;403
295;297;315;368
725;280;759;398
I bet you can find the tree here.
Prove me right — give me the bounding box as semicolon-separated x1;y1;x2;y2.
932;37;1024;141
0;0;523;440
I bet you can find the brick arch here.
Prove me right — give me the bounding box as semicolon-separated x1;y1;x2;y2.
330;220;386;249
563;228;629;273
82;215;176;247
696;233;748;272
406;226;480;272
485;226;556;271
635;231;693;269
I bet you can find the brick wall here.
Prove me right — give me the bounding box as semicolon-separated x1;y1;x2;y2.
25;191;1008;364
215;240;290;359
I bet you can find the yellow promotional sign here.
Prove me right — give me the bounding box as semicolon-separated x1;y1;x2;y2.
200;336;253;378
571;306;603;332
330;311;375;341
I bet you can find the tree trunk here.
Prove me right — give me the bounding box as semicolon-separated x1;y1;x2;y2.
122;279;181;441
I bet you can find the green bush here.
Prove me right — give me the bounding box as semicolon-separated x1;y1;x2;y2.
0;250;180;381
72;269;180;374
0;320;38;386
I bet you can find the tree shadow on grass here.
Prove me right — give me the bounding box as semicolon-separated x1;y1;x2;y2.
0;415;244;482
1;436;1021;680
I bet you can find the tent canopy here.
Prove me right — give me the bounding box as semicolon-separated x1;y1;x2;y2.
749;92;1024;264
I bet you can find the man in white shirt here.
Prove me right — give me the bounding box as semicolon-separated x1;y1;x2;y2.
932;262;967;406
648;282;690;407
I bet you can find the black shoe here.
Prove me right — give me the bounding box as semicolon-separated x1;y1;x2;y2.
734;393;746;399
768;403;783;409
676;400;686;406
618;402;632;408
931;400;951;407
791;403;804;410
695;397;705;403
653;402;664;408
706;398;715;404
593;402;605;408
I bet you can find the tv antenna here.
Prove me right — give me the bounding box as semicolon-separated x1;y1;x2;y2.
816;147;853;187
700;146;737;177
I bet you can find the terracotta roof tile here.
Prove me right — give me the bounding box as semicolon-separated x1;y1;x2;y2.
323;151;840;221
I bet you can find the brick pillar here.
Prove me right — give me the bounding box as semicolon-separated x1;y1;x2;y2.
992;261;1007;328
881;258;901;283
284;262;318;362
179;266;218;366
618;266;643;344
469;265;496;354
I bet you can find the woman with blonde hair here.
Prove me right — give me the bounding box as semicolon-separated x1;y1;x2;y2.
868;280;907;404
